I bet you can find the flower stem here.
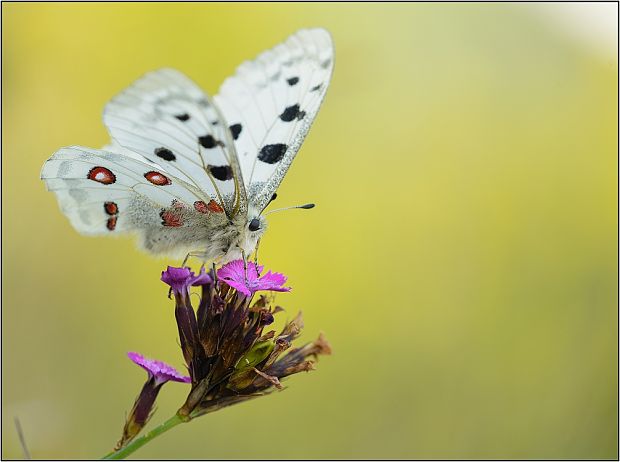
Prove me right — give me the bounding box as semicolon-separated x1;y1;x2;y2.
102;414;185;460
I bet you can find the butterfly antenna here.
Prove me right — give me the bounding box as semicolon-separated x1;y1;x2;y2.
263;203;315;216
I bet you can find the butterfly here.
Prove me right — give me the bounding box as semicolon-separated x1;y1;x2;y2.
41;28;333;263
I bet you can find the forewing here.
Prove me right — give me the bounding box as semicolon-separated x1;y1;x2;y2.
214;28;334;211
103;68;245;216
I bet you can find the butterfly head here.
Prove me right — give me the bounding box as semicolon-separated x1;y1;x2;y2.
217;207;267;263
244;208;268;238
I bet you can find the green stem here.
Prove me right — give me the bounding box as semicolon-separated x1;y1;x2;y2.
102;414;185;460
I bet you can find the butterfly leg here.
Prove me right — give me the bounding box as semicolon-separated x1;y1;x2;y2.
239;248;250;286
254;238;262;266
182;250;213;267
181;252;192;268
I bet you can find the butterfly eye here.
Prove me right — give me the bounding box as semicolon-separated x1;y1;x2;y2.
248;218;261;232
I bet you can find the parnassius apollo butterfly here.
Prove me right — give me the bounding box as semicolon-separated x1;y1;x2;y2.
41;28;333;263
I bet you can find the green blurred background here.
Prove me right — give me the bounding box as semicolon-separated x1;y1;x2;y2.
2;3;618;459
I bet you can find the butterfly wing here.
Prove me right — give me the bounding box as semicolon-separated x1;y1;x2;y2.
41;146;231;259
214;28;334;211
41;29;333;260
103;68;246;218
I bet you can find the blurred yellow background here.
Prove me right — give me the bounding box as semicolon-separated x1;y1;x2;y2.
2;3;617;459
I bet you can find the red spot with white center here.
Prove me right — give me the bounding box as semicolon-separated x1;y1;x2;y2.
106;216;117;231
193;201;208;214
87;166;116;185
160;210;183;227
206;200;224;213
144;171;171;186
104;201;118;215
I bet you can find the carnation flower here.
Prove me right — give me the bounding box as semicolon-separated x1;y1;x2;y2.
217;260;290;297
115;353;190;450
161;266;212;300
127;352;190;385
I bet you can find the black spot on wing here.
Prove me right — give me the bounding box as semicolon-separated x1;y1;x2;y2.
287;76;299;86
175;113;190;122
310;84;322;92
154;147;176;161
279;104;306;122
229;124;242;140
199;135;224;149
208;165;233;181
258;144;287;164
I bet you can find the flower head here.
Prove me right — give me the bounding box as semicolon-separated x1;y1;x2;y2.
217;260;290;297
116;260;328;448
161;266;212;297
127;352;190;385
116;352;190;450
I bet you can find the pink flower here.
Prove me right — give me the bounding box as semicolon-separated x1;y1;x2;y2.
217;260;291;297
127;352;190;385
116;352;190;449
161;266;212;296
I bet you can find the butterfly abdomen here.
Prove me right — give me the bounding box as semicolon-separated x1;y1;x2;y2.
131;197;231;259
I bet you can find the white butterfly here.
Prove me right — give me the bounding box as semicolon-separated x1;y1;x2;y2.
41;28;334;263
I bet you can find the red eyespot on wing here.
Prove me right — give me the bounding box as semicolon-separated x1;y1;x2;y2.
193;201;208;214
206;200;224;213
160;210;183;227
104;201;118;215
106;216;117;231
144;171;171;185
87;166;116;185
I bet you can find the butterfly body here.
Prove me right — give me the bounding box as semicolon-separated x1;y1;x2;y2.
41;29;333;263
138;203;266;262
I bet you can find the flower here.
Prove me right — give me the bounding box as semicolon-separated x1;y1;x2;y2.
127;352;190;385
217;259;290;297
160;267;209;383
114;260;330;452
116;353;190;450
161;266;212;297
